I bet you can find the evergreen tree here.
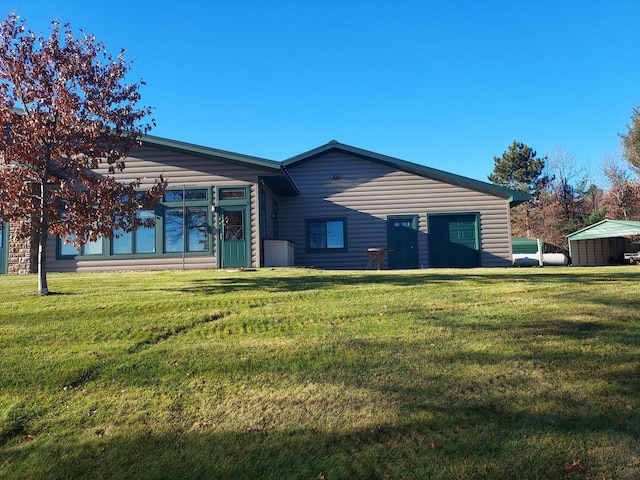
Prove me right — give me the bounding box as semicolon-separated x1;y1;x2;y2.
488;140;548;195
620;106;640;172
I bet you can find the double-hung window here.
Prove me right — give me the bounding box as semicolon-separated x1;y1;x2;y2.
306;218;347;252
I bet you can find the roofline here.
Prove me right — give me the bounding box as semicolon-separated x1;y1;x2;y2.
566;219;609;238
566;219;640;238
283;141;530;206
140;134;282;172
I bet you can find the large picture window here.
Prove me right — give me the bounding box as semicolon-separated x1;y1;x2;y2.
57;187;212;259
163;207;208;253
306;218;347;252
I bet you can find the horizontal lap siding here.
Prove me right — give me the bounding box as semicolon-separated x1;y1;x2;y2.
279;152;512;269
47;146;264;273
50;256;217;273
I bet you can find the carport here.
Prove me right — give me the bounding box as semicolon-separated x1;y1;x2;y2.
567;219;640;266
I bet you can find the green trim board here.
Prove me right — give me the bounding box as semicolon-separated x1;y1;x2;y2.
283;141;529;207
141;135;281;171
141;135;299;197
143;135;299;197
0;222;7;274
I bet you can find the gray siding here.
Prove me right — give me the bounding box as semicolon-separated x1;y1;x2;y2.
47;145;264;272
279;151;513;269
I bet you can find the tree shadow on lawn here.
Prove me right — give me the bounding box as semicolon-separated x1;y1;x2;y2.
2;322;639;479
4;390;637;480
175;268;640;296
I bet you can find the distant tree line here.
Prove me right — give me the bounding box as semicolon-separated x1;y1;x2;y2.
489;108;640;253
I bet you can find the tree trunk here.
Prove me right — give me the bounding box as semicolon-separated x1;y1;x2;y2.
38;180;49;296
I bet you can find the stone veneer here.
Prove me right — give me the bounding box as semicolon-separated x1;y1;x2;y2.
7;220;38;275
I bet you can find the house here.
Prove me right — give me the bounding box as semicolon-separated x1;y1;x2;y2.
567;219;640;266
1;137;528;274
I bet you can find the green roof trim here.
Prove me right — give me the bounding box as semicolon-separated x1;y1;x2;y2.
140;135;299;196
141;134;282;171
283;141;530;206
567;219;640;241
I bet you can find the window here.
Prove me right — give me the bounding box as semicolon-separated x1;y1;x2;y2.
112;210;157;255
306;218;347;252
163;189;208;202
161;188;210;254
59;234;103;257
57;187;213;259
163;207;208;253
219;188;246;200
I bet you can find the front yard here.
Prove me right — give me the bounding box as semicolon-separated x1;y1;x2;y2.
0;267;638;479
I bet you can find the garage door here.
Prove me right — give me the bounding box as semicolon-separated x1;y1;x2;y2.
428;213;480;267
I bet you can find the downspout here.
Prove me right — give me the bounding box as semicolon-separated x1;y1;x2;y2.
182;184;186;271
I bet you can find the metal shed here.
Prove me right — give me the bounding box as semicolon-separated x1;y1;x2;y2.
567;219;640;266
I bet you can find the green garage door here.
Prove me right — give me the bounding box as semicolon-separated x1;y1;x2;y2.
428;213;480;267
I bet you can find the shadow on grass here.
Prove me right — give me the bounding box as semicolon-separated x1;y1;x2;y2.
3;396;637;480
3;268;640;478
174;268;640;296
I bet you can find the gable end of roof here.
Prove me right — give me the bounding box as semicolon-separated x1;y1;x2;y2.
283;141;529;206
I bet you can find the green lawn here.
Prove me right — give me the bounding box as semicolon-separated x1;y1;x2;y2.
0;267;639;479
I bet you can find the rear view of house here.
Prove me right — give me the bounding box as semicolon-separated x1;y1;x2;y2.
1;138;527;274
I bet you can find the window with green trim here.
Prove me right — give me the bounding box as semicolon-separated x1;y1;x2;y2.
306;218;347;252
163;206;208;253
112;210;157;255
57;187;213;259
59;235;103;257
161;188;210;254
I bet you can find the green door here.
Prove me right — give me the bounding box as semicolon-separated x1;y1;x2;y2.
387;215;419;269
220;207;248;268
428;214;480;267
0;222;6;274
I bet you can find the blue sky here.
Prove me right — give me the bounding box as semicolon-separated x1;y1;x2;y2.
7;1;640;183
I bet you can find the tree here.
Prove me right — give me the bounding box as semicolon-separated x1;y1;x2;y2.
602;153;640;220
620;105;640;172
488;140;548;196
0;13;166;294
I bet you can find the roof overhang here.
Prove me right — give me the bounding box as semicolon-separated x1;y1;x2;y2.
567;219;640;241
141;135;299;196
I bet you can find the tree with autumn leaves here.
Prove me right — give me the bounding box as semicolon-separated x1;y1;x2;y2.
0;13;166;294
